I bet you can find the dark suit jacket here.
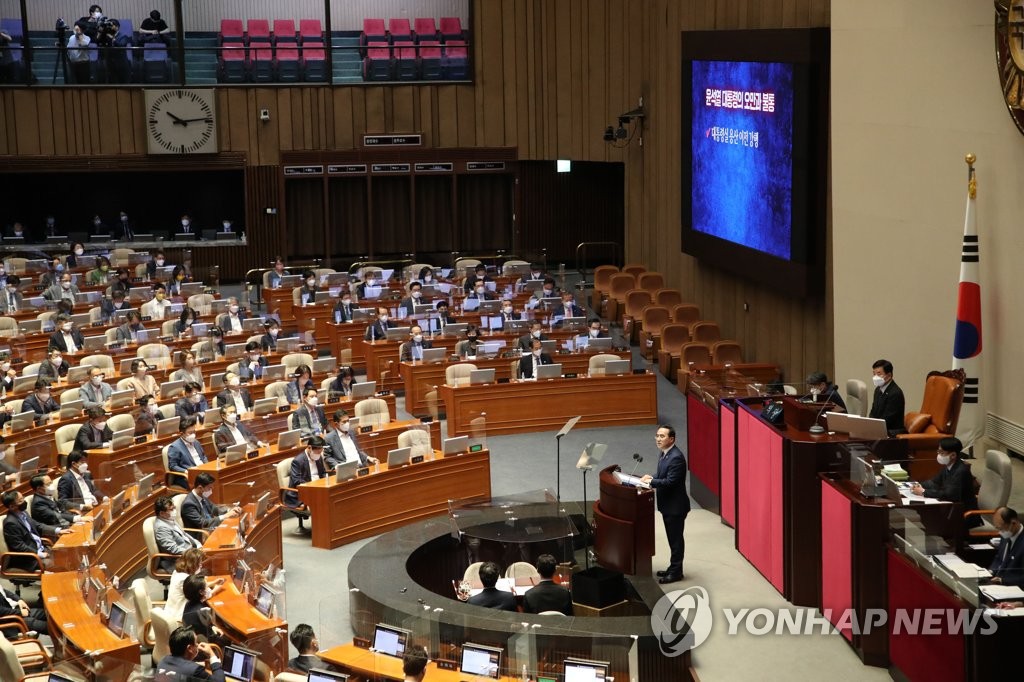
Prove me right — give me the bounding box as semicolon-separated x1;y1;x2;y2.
215;387;253;411
820;383;847;412
467;586;517;611
215;311;247;332
31;492;74;530
333;301;356;323
990;531;1024;587
57;470;103;504
115;322;144;343
287;654;322;674
518;333;549;352
286;451;328;506
650;444;691;517
2;512;47;571
324;428;368;466
135;409;157;436
290;405;328;437
869;380;906;433
237;356;268;381
363;319;395;341
180;491;226;539
213;422;258;453
399;339;434;362
37;359;68;383
0;290;23;314
518;352;553;379
23;394;59;421
73;423;114;452
47;329;85;353
175;396;209;421
156;654;225;681
259;333;277;352
523;580;573;615
556;303;584;319
167;438;208;488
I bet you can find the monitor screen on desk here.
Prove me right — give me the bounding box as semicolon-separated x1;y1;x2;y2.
47;673;81;682
307;669;349;682
137;472;155;500
106;601;128;638
460;643;502;679
232;560;251;593
223;644;259;682
254;584;277;618
372;623;410;657
564;658;610;682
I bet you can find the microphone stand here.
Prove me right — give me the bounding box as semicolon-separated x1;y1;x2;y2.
553;416;582;502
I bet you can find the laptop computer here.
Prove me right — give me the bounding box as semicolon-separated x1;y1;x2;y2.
442;322;467;336
83;335;107;351
420;347;446;363
587;337;613;350
386;446;412;467
253;397;278;416
263;364;287;380
10;411;36;432
335;460;360;482
478;300;501;314
307;668;350;682
536;363;562;380
155;416;180;437
242;317;265;332
351;381;376;398
443;436;469;455
66;365;93;384
277;429;302;450
371;623;410;657
209;373;225;389
385;327;410;340
276;337;301;352
312;357;337;374
137;472;155;500
160;380;185;400
59;399;85;419
106;602;129;639
221;443;247;465
222;644;259;682
13;373;39;393
602;359;631;375
469;369;496;385
109;389;135;409
460;643;502;680
255;491;272;520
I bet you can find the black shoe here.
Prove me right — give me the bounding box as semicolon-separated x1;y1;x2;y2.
658;573;683;584
656;569;671;577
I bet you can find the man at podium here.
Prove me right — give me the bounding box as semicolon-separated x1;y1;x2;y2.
640;424;690;584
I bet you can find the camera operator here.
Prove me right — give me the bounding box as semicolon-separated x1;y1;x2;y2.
67;22;92;84
78;4;104;40
96;17;130;83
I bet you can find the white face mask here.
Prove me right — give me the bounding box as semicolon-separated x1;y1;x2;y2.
155;259;165;267
809;387;821;396
53;356;63;366
0;363;9;371
475;287;485;295
306;278;316;287
532;330;541;339
95;420;107;430
121;215;128;222
78;463;89;474
341;298;351;306
74;248;84;256
339;422;350;433
228;377;240;388
181;219;190;227
190;394;202;404
225;412;237;423
503;306;513;314
229;304;239;314
533;349;542;358
590;329;600;337
366;279;376;287
309;450;322;461
936;453;951;466
183;433;196;444
148;404;160;415
871;375;886;388
413;334;423;343
62;323;73;332
91;376;103;386
379;315;388;323
269;328;279;337
423;275;432;283
412;291;421;299
1000;528;1015;539
222;222;231;230
307;396;319;406
61;281;71;289
202;489;213;499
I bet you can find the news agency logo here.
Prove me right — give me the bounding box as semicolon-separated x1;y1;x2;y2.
650;587;714;656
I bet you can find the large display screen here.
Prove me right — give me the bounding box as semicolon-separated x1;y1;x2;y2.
691;60;793;260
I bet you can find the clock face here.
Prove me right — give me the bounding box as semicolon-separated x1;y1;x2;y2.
996;0;1024;135
145;89;219;155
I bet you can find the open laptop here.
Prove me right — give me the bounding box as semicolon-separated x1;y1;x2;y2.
469;368;496;385
307;669;350;682
110;428;134;450
460;643;502;680
105;602;129;639
443;435;469;455
109;389;135;409
587;337;613;350
83;335;107;351
137;472;155;499
386;447;412;467
351;381;376;398
222;645;259;682
536;363;562;380
385;327;410;341
155;416;180;437
263;364;287;380
160;380;185;400
277;429;302;450
253;397;278;416
255;491;272;520
335;460;360;482
13;373;39;393
66;365;93;384
602;359;631;375
9;411;35;433
420;347;446;363
371;623;410;657
60;399;85;420
221;443;247;465
312;357;337;374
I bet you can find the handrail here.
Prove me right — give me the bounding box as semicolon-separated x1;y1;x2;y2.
348;259;416;279
244;259;323;308
448;252;529;274
575;241;622;287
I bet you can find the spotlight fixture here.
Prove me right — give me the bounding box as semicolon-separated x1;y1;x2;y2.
603;102;645;147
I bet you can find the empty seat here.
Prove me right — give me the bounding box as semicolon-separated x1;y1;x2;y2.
711;340;743;365
419;41;443;80
640;305;672;356
247;19;271;43
671;303;701;324
622;263;647;278
302;44;327;82
637;271;665;293
220;19;244;43
691;321;721;343
277;46;301;82
300;19;324;44
414;17;438;42
591;264;620;312
606;272;636;323
680;342;712;369
142;44;170;83
655;288;683;307
219;43;246;83
389;18;413;42
361;18;387;49
656;323;692;379
439;17;464;41
363;42;392;81
394;41;418;80
250;43;274;82
621;289;653;342
273;19;297;43
444;40;468;79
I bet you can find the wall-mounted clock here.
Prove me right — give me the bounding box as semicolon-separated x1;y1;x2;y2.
996;0;1024;135
144;89;219;155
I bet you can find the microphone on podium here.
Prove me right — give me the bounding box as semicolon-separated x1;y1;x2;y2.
628;453;644;477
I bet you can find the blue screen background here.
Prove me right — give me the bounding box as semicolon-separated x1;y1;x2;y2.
691;60;793;260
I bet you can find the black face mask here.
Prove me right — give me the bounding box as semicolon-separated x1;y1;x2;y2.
17;501;27;512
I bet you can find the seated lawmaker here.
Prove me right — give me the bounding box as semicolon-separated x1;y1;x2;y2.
466;281;496;301
333;292;356;323
291;388;327;438
2;490;54;570
260;320;279;353
23;379;60;424
0;359;14;394
467;561;516;611
325;409;378;467
85;255;111;286
532;277;558;301
175;307;201;338
518;320;548;352
74;406;113;451
168;265;189;298
135;394;160;436
434;300;457;325
326;366;356;400
237;342;268;381
141;283;173;320
267;257;289;289
167;416;208;489
49;313;85;354
288;624;326;674
181;574;229;646
519;339;553;380
989;507;1024;587
213;405;263;453
805;371;846;412
145;250;168;279
30;474;80;535
286;436;329;505
519;263;547;288
176;381;208;422
108;268;132;299
296;271;319;306
557;291;584;319
38;347;68;384
523;554;573;615
911;437;979;525
154;496;203;573
126;359;160;399
463;264;492;293
170;350;205;387
284;365;314;406
79;366;113;409
115;311;147;343
455;325;482;359
868;358;905;434
363;306;395;341
216;372;253;414
43;272;79;306
398;281;424;317
58;452;106;509
0;582;48;641
586;318;609;339
180;473;242;540
399;324;433;362
215;297;246;335
198;326;226;361
0;275;23;314
155;625;226;682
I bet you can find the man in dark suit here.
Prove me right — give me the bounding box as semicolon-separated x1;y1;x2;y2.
166;416;207;489
287;623;326;674
398;281;425;317
805;371;847;412
399;324;433;362
363;306;395;341
333;293;356;323
213;405;262;453
641;424;691;583
466;561;516;611
463;264;492;293
0;275;23;314
216;372;253;413
214;296;247;335
0;581;48;639
48;313;86;354
286;436;329;506
114;310;146;343
175;382;209;423
37;347;69;384
156;625;226;681
323;409;378;467
989;507;1024;587
911;437;979;525
180;472;241;541
102;289;132;323
557;291;584;319
290;388;327;438
73;406;114;451
57;452;104;508
869;358;905;434
30;474;79;535
1;490;54;571
523;554;573;615
518;320;549;352
23;379;60;424
518;339;553;379
237;342;268;381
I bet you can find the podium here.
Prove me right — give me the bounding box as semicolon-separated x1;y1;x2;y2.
781;396;835;432
592;465;655;576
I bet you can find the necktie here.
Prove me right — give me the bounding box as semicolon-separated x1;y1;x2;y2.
7;293;14;312
18;513;44;554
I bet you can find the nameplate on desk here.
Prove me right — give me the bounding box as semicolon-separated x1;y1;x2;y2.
300;344;315;351
131;278;143;283
160;335;174;342
327;164;367;174
377;390;391;396
363;133;422;147
414;162;453;172
466;161;506;171
141;316;152;322
277;406;289;413
564;373;578;379
469;444;483;453
284;165;324;176
91;321;104;327
371;163;411;173
632;368;647;374
410;454;425;464
9;357;21;364
436;660;457;671
357;467;370;477
419;416;433;423
497;377;510;384
134;436;147;444
360;425;373;434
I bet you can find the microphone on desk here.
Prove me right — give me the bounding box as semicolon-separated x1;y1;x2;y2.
628;453;643;478
808;401;832;435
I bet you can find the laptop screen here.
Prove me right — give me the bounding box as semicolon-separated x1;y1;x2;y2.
307;669;350;682
223;645;258;682
563;658;609;682
372;623;409;657
460;643;502;679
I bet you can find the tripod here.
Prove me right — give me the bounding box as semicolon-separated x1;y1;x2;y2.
51;27;69;84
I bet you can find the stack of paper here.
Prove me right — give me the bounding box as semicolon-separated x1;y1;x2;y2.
882;463;909;481
934;554;992;579
979;584;1024;601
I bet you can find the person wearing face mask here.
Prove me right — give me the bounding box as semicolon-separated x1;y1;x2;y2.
220;219;234;234
167;417;209;489
988;507;1024;586
171;351;205;387
586;318;609;339
107;268;132;299
499;301;520;326
135;394;160;436
85;255;111;286
518;320;549;352
73;406;114;451
213;405;263;454
296;270;319;306
3;221;25;241
557;291;584;320
30;474;81;535
0;359;15;394
910;437;979;521
215;372;253;415
38;347;69;384
400;324;433;362
333;292;356;323
115;310;146;344
127;359;160;399
324;409;377;467
77;4;104;40
2;490;56;574
327;366;356;400
267;257;289;289
24;379;59;423
0;274;22;314
178;213;195;235
43;272;80;305
260;320;280;352
868;358;905;434
288;623;329;674
89;213;109;235
398;281;425;317
57;451;106;509
215;296;246;334
181;574;230;646
532;276;559;301
435;300;457;326
117;211;134;240
175;307;201;338
291;387;327;439
199;326;227;362
463;264;492;293
153;495;203;572
166;549;224;622
181;473;242;541
467;281;495;301
363;306;395;341
67;242;86;269
518;338;553;379
48;313;85;355
142;282;172;320
79;367;113;409
286;435;329;506
168;265;189;297
803;371;846;411
455;324;482;359
285;365;315;406
355;271;383;299
176;382;209;422
519;262;547;288
237;342;268;381
146;250;169;279
40;255;64;289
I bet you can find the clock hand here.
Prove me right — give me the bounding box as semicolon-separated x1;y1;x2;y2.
165;111;187;126
178;117;212;124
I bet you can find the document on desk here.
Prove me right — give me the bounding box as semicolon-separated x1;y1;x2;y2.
979;584;1024;601
985;606;1024;617
934;554;992;579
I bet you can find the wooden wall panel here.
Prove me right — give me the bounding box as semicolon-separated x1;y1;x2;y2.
0;0;832;383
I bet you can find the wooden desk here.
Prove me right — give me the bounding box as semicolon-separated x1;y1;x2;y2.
208;578;289;673
298;448;491;549
439;372;658;438
400;350;632;417
42;569;141;680
319;643;517;682
203;505;284;579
